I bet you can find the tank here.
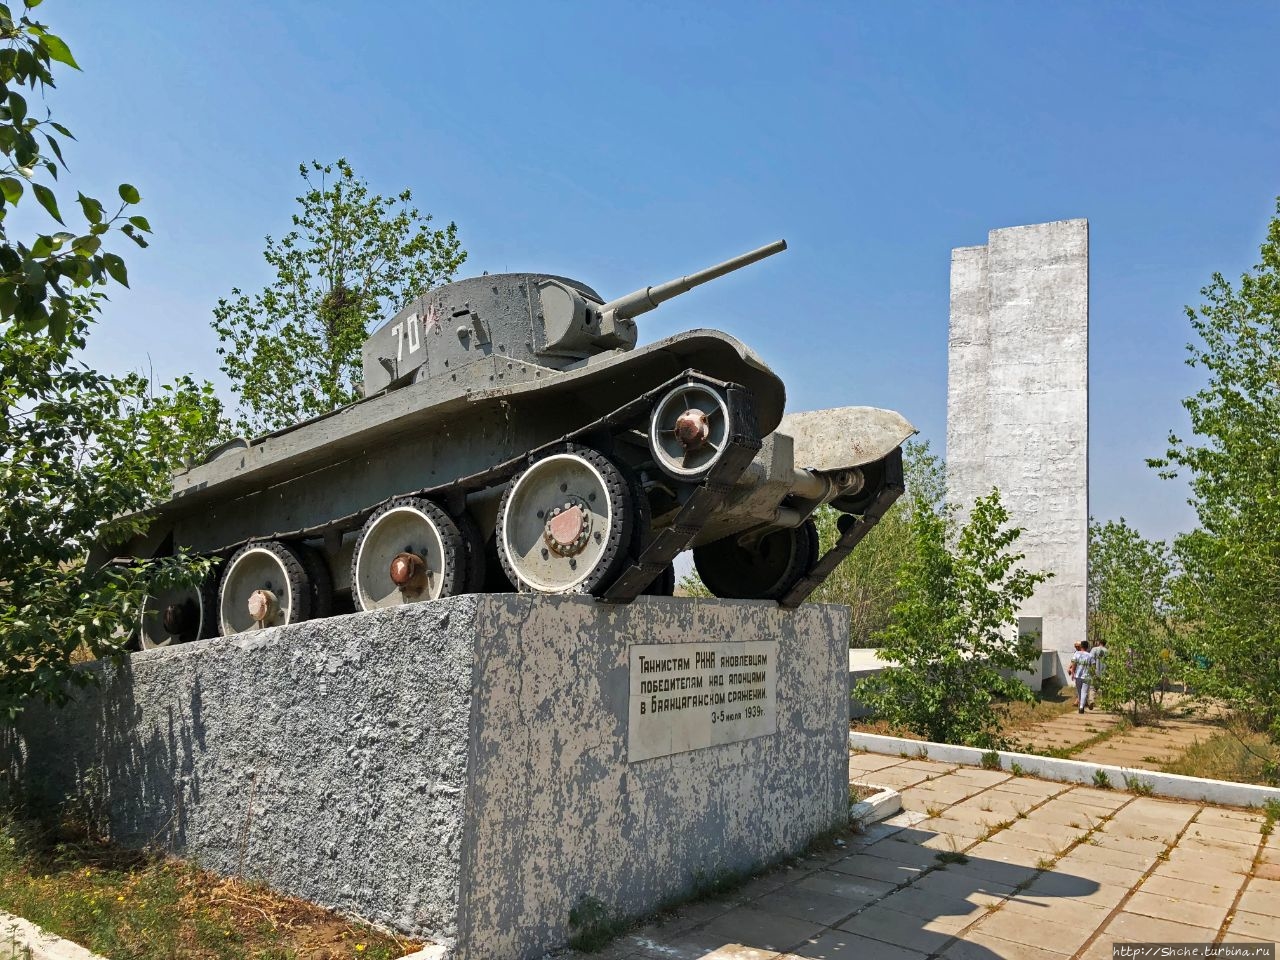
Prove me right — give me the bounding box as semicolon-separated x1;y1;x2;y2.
109;240;916;648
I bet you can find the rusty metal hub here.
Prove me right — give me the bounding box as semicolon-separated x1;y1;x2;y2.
673;408;710;451
390;551;426;589
543;497;592;556
162;601;190;635
247;589;277;624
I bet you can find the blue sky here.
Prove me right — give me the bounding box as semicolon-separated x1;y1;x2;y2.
49;1;1280;543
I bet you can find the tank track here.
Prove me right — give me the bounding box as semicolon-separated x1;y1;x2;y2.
199;370;761;604
777;446;905;609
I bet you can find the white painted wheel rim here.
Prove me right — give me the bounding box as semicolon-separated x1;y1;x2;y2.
648;383;730;478
502;453;613;593
139;584;204;648
220;547;295;634
354;505;447;610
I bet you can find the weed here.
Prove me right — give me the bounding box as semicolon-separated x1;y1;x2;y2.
1092;769;1113;790
980;750;1001;771
568;896;629;952
689;865;750;902
925;803;945;818
1035;856;1056;870
1015;809;1028;820
934;850;969;866
915;746;930;760
850;783;878;805
1155;848;1170;862
1123;774;1155;797
899;751;911;759
1067;821;1081;829
1261;798;1280;837
1142;755;1162;764
980;820;1013;841
1009;762;1026;777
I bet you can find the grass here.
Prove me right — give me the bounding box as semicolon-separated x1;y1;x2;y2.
0;811;419;960
1162;725;1280;787
852;687;1077;742
934;850;969;866
1092;769;1113;789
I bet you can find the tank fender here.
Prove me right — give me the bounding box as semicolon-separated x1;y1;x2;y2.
777;406;916;472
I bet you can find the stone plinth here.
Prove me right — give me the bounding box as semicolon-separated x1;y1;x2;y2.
4;595;848;959
946;220;1089;684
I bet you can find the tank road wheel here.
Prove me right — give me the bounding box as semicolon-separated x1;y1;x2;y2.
139;570;219;649
693;518;819;601
219;541;313;635
648;382;732;480
497;444;634;595
351;497;465;611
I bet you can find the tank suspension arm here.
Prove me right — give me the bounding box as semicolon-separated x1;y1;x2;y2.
596;239;787;323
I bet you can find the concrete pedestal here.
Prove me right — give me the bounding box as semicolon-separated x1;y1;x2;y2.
5;595;848;959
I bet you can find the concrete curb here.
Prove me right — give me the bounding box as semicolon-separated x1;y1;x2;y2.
849;782;902;829
850;732;1280;808
0;912;106;960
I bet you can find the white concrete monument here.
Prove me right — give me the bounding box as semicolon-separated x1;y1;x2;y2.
946;219;1089;685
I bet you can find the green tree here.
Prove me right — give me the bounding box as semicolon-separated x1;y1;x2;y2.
0;2;222;718
1087;518;1178;722
854;489;1050;748
1151;199;1280;740
213;159;467;435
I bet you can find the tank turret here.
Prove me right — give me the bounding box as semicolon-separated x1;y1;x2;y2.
360;240;787;396
108;239;914;650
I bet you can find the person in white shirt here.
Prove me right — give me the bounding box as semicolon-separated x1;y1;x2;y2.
1069;640;1094;714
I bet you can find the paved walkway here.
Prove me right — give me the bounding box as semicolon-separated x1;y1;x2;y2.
1012;695;1225;771
583;754;1279;960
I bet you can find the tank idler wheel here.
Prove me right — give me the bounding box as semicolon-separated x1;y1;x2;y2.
351;496;465;611
692;518;819;602
138;566;220;649
454;510;486;593
497;444;634;595
297;544;334;620
648;381;732;480
219;541;313;635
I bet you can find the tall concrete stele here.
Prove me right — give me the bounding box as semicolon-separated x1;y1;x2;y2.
946;219;1089;684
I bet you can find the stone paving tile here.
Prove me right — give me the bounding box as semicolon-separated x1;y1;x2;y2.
1100;910;1223;941
1225;909;1280;942
860;838;945;871
907;868;1016;903
788;929;927;960
825;852;924;886
793;869;897;903
895;759;959;774
1052;852;1149;890
837;904;970;954
1060;787;1131;809
968;907;1096;955
989;777;1065;799
752;887;862;928
697;906;828;954
940;929;1071;960
944;769;1013;789
1124;889;1231;931
1237;875;1280;915
875;884;995;923
1017;866;1128;906
940;850;1040;888
999;891;1112;927
1165;844;1257;875
1063;838;1160;872
1135;871;1244;907
914;816;993;842
850;753;911;773
1148;858;1249;890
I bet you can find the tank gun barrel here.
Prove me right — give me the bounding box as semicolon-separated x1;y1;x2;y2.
597;239;787;322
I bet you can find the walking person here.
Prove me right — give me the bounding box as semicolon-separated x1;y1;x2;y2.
1070;640;1093;714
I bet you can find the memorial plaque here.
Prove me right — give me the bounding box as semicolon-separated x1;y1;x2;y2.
628;640;778;762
